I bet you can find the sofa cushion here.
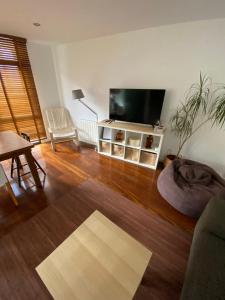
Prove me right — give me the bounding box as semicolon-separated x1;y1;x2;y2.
180;196;225;300
196;195;225;240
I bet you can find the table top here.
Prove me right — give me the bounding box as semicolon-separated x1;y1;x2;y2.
0;131;33;161
36;210;152;300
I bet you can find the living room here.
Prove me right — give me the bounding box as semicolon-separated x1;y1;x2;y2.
0;1;225;299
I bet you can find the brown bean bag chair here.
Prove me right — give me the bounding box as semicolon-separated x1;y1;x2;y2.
157;159;225;218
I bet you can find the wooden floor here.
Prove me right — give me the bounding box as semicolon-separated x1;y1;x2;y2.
0;142;195;300
0;160;192;300
0;142;196;238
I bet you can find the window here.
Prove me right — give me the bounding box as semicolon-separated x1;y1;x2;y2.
0;34;46;141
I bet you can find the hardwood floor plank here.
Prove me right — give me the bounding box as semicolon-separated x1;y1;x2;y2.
0;234;50;299
0;142;195;238
0;142;195;299
0;177;191;300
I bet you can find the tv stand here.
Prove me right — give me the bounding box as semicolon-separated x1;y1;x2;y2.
97;121;164;170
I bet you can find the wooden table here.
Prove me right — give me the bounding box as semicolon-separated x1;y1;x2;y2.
0;131;42;188
36;210;152;300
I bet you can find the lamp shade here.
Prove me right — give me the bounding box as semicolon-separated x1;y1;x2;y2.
72;89;84;100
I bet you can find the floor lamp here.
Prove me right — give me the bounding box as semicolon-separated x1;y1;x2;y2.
72;89;98;122
72;89;98;150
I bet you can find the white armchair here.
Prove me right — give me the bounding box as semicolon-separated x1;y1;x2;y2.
45;107;79;151
0;164;18;206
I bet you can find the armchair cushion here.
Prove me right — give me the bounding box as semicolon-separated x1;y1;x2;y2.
51;128;77;139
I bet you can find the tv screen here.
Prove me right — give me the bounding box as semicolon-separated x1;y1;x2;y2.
109;88;165;125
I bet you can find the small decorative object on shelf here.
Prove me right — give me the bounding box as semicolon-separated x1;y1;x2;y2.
128;136;141;147
154;125;165;134
115;130;124;142
145;135;153;149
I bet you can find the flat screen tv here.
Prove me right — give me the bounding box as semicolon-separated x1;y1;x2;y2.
109;88;165;125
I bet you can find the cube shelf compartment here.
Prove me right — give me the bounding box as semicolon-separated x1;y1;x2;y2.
125;147;139;162
141;134;161;152
99;126;112;141
97;121;164;169
99;141;111;154
140;151;157;167
112;144;124;158
126;132;141;148
112;129;125;144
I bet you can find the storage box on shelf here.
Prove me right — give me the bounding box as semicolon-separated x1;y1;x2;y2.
140;151;157;167
126;132;141;148
112;144;124;158
97;121;164;169
99;141;111;154
125;147;139;162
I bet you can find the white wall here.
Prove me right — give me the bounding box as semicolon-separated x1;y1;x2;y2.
28;42;61;131
54;18;225;174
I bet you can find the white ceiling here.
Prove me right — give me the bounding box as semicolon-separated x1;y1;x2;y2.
1;0;225;43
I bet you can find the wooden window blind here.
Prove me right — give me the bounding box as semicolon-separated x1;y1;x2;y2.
0;34;46;141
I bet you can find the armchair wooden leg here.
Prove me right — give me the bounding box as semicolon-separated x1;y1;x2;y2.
73;139;80;147
73;130;80;148
5;182;18;206
51;141;56;151
50;133;56;151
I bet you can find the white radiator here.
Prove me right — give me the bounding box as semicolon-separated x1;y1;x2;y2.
77;119;98;145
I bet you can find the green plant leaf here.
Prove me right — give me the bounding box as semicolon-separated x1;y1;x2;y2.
170;72;225;156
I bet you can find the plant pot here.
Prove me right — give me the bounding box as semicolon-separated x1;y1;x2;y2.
164;154;177;168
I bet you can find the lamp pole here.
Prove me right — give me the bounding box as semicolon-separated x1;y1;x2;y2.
78;98;98;122
72;89;99;151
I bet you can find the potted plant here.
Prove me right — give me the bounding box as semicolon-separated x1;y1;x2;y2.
164;73;225;167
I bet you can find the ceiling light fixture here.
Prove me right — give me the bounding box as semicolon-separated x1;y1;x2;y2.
33;22;41;27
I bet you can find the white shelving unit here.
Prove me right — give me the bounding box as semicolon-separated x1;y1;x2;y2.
97;121;164;170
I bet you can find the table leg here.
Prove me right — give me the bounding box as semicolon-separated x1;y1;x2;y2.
5;182;18;206
25;150;42;188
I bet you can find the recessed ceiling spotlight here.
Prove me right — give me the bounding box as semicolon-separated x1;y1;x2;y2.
33;22;41;27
